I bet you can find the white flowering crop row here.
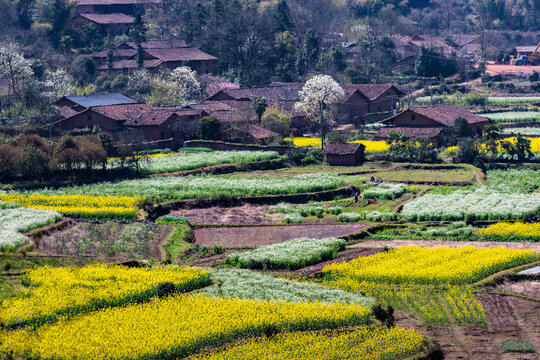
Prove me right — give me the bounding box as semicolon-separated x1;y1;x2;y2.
401;188;540;221
37;174;348;201
199;268;374;307
225;237;346;270
362;183;407;200
140;151;280;174
0;207;61;249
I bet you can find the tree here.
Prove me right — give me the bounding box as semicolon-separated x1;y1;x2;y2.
482;123;501;155
127;69;151;102
0;42;33;98
514;135;532;162
170;66;201;100
275;0;293;32
0;144;20;179
76;135;107;172
72;55;96;83
129;14;147;45
273;31;297;82
296;29;320;75
261;104;292;137
294;74;344;149
252;96;268;123
457;138;480;164
106;49;114;71
44;68;75;99
197;116;222;140
52;135;85;173
453;117;470;138
137;44;144;69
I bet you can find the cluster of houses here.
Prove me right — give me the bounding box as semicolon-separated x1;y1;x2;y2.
52;81;491;153
64;0;217;74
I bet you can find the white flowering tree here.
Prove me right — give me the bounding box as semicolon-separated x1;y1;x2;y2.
127;69;151;102
44;68;75;100
170;66;201;100
294;75;344;149
0;42;33;98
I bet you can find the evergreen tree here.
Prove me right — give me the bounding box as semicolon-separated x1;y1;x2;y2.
275;0;293;32
137;45;144;69
129;14;147;45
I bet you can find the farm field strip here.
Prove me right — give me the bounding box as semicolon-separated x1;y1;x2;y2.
134;150;280;174
502;127;540;136
0;294;373;360
478;222;540;241
415;95;540;105
285;137;390;152
322;245;539;285
0;194;142;220
479;111;540;123
0;205;61;249
193;326;425;360
0;264;210;329
199;268;374;306
34;174;348;201
225;237;346;270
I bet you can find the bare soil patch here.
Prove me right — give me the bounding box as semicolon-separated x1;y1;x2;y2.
36;221;173;260
495;280;540;299
194;224;369;248
171;204;282;225
354;239;540;251
397;293;540;360
486;63;540;76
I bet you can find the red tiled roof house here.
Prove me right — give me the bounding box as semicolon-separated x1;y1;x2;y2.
321;142;365;166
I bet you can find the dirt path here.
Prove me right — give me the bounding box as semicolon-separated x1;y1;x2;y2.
353;239;540;251
474;169;486;186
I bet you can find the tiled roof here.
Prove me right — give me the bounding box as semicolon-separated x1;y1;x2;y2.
449;34;481;47
59;93;137;108
78;13;135;24
91;104;152;122
376;126;444;138
122;40;188;49
342;84;402;101
58;106;80;118
77;0;160;5
98;59;162;70
382;105;490;127
248;124;279;139
88;49;137;58
143;48;217;61
322;142;365;155
188;102;236;112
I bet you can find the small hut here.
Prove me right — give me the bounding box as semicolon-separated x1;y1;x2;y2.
322;142;365;166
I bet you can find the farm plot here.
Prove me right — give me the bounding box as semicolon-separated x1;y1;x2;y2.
0;264;210;329
199;268;374;306
193;326;425;360
322;246;538;326
285;137;390;153
415;95;540;105
479;111;540;123
36;221;174;258
502;127;540;136
478;222;540;242
35;174;348;201
224;237;346;270
486;169;540;192
322;245;538;285
193;224;368;248
0;204;61;250
0;292;372;360
368;222;476;240
0;194;142;220
136;150;280;174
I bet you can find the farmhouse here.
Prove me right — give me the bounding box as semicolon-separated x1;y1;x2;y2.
90;41;217;73
322;142;365;166
64;13;135;35
55;93;137;112
52;103;204;145
376;104;491;146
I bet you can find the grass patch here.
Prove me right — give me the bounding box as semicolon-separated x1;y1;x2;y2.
501;340;536;353
165;224;196;264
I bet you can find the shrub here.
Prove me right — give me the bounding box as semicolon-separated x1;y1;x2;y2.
284;213;302;224
156;282;177;299
197;116;222;140
213;244;224;254
338;212;362;223
501;340;535;353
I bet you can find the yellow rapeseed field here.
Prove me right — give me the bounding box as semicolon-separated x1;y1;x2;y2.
322;245;538;285
193;327;425;360
324;279;486;325
478;222;540;240
0;193;143;220
285;137;390;152
107;152;174;162
0;264;210;329
0;294;373;360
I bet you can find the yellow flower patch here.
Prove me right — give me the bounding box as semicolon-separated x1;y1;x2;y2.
193;327;425;360
0;264;210;329
478;222;540;240
1;294;372;360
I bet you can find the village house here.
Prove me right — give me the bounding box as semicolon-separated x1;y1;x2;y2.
65;13;135;35
75;0;161;16
322;142;365;166
375;104;492;146
52;103;205;146
55;93;137;118
206;82;404;129
89;41;217;74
